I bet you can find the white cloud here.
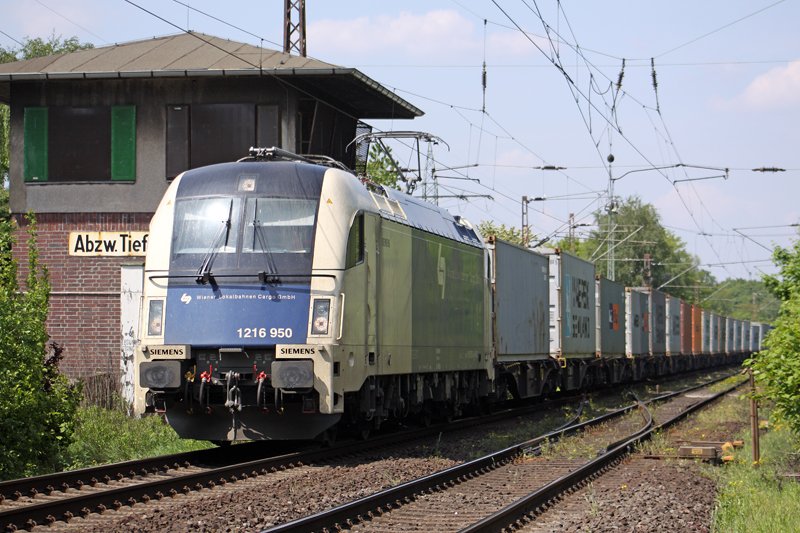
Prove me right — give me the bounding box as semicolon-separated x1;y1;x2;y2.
309;9;540;63
733;60;800;110
310;10;477;60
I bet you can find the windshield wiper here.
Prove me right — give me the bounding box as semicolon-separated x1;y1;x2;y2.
196;199;234;285
251;198;280;285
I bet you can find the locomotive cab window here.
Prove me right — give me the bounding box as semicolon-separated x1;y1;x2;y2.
172;197;240;256
345;213;364;268
242;198;316;255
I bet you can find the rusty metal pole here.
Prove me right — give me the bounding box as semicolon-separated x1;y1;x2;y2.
749;368;760;465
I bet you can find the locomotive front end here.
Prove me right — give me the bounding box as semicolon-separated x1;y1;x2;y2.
135;158;349;442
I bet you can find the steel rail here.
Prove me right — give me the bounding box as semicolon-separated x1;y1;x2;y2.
0;369;736;531
459;379;744;533
0;392;588;531
264;373;735;533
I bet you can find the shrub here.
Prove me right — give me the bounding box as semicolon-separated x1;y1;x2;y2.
0;214;81;480
67;407;210;469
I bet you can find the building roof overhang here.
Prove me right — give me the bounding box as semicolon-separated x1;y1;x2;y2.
0;32;422;119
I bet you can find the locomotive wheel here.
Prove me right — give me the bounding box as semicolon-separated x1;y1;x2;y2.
357;421;371;440
319;427;338;447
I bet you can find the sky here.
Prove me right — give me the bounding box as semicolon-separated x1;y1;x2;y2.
2;0;799;285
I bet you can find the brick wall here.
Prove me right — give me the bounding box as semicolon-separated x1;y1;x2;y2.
13;212;152;378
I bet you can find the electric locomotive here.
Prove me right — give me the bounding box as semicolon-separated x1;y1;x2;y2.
135;148;493;442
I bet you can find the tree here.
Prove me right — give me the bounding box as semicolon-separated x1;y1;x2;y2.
746;236;800;433
703;278;779;324
0;32;94;180
365;144;401;189
564;196;715;301
477;221;526;246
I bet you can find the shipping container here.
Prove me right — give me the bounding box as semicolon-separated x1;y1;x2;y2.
665;296;681;356
626;288;650;357
680;300;693;355
702;311;712;354
718;317;727;355
741;320;751;353
709;313;719;354
732;318;741;354
633;287;666;356
691;305;703;355
596;276;626;358
725;317;736;354
750;322;761;353
491;239;550;362
547;250;596;359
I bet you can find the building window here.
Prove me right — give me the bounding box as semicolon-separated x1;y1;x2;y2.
23;105;136;182
166;103;281;179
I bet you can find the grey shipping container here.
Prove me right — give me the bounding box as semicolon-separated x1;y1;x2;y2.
750;322;761;352
635;287;666;356
680;301;693;355
596;276;626;358
491;239;550;361
732;318;741;354
709;313;719;353
625;288;649;357
742;320;751;352
548;250;596;359
665;295;681;356
725;318;736;354
702;311;711;354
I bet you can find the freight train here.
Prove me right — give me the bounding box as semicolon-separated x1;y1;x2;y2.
133;148;767;442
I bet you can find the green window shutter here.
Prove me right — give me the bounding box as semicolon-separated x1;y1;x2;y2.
111;105;136;181
23;107;48;182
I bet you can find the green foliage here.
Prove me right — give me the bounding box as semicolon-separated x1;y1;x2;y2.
66;407;211;469
747;237;800;433
477;220;526;246
0;215;81;480
0;31;94;63
703;278;779;323
566;196;715;302
711;420;800;532
365;143;401;189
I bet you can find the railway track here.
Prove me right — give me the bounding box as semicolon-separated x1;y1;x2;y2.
1;391;588;531
0;368;737;531
266;373;743;532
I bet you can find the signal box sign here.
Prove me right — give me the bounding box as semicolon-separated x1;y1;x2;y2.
69;231;149;256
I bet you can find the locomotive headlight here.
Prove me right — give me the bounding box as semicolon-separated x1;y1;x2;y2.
140;360;181;389
147;299;164;337
311;298;331;335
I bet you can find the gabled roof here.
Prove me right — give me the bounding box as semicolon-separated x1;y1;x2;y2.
0;32;423;119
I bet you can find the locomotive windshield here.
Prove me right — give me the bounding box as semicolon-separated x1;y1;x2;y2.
242;198;316;254
172;197;240;255
168;161;326;280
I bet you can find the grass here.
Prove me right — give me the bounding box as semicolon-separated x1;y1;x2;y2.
65;405;212;470
710;421;800;532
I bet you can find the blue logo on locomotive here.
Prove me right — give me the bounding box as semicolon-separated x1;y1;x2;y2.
164;284;310;346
